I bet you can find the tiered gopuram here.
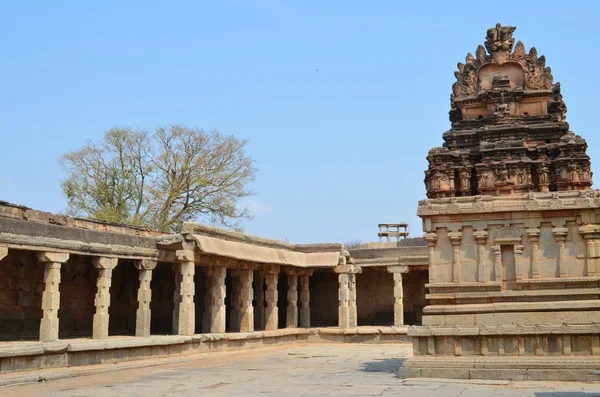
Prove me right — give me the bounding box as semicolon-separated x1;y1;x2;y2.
403;24;600;381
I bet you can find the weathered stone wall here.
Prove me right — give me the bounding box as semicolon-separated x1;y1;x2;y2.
356;268;394;325
0;250;44;341
108;260;139;336
150;262;176;335
58;255;97;338
310;270;338;327
402;269;428;325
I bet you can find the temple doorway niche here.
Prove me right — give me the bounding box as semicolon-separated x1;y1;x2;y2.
108;259;138;336
59;255;97;339
357;268;394;326
150;262;175;335
501;245;517;290
194;266;206;334
403;269;428;325
309;270;337;327
277;272;288;329
0;250;43;341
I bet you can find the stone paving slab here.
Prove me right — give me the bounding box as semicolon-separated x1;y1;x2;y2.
2;344;600;396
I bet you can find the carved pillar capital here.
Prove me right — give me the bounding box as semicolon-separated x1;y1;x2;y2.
474;230;488;245
424;232;438;247
175;249;195;263
92;257;118;270
37;252;69;264
552;227;569;242
134;259;158;270
0;246;8;261
448;231;463;246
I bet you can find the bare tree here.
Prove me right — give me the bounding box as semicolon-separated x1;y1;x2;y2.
60;126;256;232
344;240;364;249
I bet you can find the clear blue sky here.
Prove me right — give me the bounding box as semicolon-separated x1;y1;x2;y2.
1;1;598;244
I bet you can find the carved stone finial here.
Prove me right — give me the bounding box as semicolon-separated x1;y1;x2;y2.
484;23;516;58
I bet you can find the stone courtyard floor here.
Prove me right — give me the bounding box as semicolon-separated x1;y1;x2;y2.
3;343;600;396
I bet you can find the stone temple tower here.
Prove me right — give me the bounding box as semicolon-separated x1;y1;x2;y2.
402;24;600;381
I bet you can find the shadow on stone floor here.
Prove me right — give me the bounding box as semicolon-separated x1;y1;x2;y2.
360;358;406;374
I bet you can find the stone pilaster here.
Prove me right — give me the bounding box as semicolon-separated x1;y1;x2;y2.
37;252;69;342
553;227;569;278
175;250;195;336
286;273;298;328
448;231;463;283
424;233;437;283
299;271;312;328
210;266;227;333
239;267;254;333
264;264;280;331
254;272;265;330
474;230;488;283
526;228;541;279
579;225;600;277
134;259;157;337
492;245;502;282
514;244;524;280
91;257;118;339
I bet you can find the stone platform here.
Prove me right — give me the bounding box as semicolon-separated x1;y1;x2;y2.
398;355;600;382
0;326;409;374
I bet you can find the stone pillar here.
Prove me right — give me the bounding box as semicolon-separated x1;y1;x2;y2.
202;268;213;333
335;259;360;329
286;273;298;328
388;265;408;326
239;267;254;333
230;271;241;332
553;227;569;278
337;272;350;329
37;252;69;342
299;272;311;328
348;273;357;328
474;230;488;283
175;250;195;336
254;272;265;330
0;247;7;261
92;257;118;339
424;233;437;283
210;266;227;333
393;273;404;326
134;259;157;337
526;228;541;279
492;245;502;282
448;231;462;283
264;264;280;331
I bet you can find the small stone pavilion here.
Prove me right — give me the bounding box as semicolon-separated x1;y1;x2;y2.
0;201;427;374
401;24;600;381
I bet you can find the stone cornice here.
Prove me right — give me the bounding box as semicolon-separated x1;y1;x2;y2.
418;190;600;217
